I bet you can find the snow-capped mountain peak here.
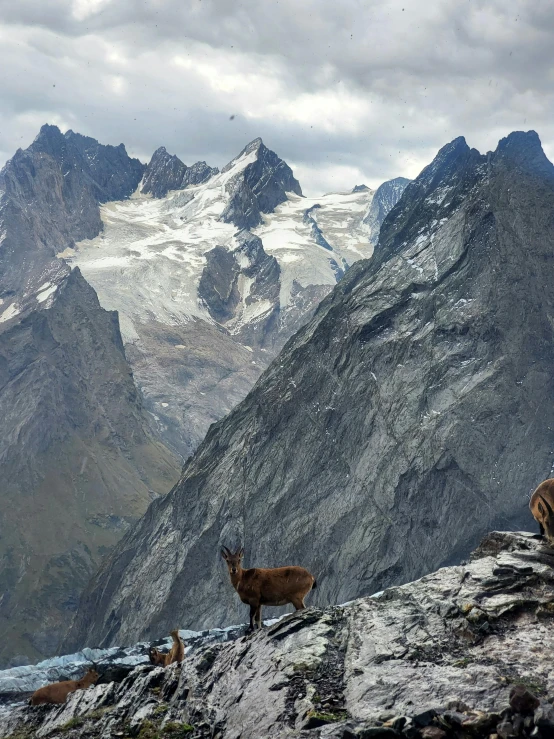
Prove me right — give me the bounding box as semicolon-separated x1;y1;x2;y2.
220;137;264;173
63;138;386;458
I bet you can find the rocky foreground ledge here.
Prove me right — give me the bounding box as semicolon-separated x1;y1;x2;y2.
4;531;554;738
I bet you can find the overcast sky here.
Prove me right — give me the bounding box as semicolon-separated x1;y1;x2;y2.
0;0;553;195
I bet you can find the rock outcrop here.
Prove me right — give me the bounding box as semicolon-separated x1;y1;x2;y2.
198;231;281;347
364;176;411;246
66;131;554;652
0;128;179;668
7;531;554;738
140;146;218;198
220;137;303;229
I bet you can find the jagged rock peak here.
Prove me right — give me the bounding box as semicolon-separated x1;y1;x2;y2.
220;138;302;229
65;129;128;154
495;129;542;153
221;137;264;173
141;146;218;198
25;123;145;204
352;184;370;193
0;124;146;316
416;135;476;185
30;126;139;175
181;159;219;188
377;132;549;262
34;122;64;143
141;146;187;198
25;124;67;162
375;135;485;264
242;136;264;154
492;130;552;176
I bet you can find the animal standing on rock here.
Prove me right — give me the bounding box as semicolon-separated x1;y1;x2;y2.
148;629;185;666
529;479;554;543
30;666;100;705
221;546;317;631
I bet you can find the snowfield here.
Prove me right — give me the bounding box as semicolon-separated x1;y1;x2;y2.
254;190;373;309
58;141;376;458
64;151;374;342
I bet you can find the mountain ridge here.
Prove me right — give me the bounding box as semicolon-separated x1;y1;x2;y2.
64;129;554;653
0;127;179;668
67;136;389;458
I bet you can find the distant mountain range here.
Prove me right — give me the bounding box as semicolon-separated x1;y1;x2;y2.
0;125;407;667
63;136;408;458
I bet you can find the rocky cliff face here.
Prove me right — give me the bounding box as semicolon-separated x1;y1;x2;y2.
0;128;179;668
220;138;303;229
7;531;554;738
364;176;411;246
140;146;218;198
0;124;144;323
65;130;554;653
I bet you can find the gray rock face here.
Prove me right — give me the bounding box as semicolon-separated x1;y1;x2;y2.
304;204;334;251
9;532;554;738
220;137;303;229
68;139;372;460
140;146;218;198
182;160;219;188
63;129;145;203
0;128;179;668
198;246;242;323
66;130;554;653
232;230;281;347
0;124;144;323
364;175;411;246
198;231;281;346
140;146;188;198
123;318;264;463
0;269;179;668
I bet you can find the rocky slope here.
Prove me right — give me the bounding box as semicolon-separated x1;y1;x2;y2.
65;130;554;653
7;531;554;738
67;139;381;458
0;127;180;668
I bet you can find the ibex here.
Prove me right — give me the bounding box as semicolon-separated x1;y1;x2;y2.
221;546;316;631
530;479;554;543
30;666;100;705
148;629;185;666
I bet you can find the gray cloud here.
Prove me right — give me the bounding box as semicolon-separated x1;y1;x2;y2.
0;0;553;194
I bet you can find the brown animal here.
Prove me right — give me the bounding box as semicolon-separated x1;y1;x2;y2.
30;667;99;706
148;629;185;666
221;546;317;631
530;478;554;543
